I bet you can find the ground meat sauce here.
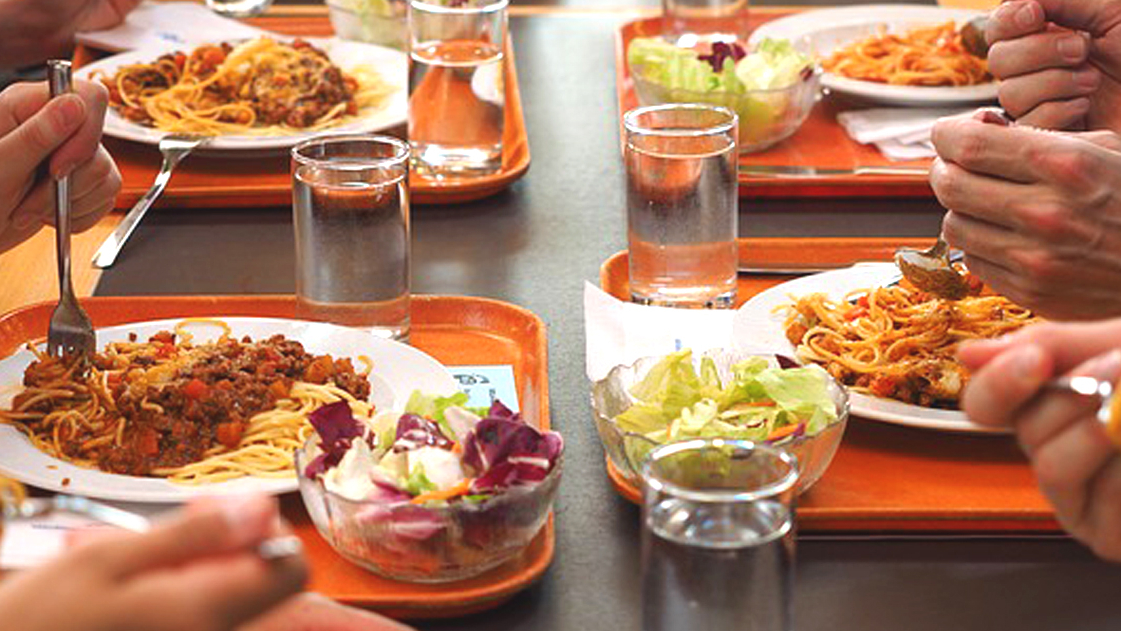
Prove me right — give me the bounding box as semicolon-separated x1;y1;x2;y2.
26;332;370;477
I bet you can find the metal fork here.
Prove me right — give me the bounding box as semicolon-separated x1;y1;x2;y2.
0;489;303;561
45;60;96;361
92;134;207;268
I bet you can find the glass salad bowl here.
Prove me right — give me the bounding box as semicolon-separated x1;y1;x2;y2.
591;349;849;496
327;0;407;51
296;439;561;582
630;67;821;154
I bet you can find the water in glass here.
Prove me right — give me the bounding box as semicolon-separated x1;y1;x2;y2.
627;132;738;308
642;497;794;631
409;39;505;177
293;167;410;341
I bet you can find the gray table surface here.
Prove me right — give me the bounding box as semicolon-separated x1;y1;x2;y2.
94;10;1121;631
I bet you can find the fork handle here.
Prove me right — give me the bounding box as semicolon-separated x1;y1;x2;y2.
47;61;76;298
92;153;180;269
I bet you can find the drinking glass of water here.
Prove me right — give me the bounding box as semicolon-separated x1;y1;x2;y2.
205;0;274;18
662;0;751;48
641;439;798;631
408;0;508;179
291;135;412;342
624;103;738;309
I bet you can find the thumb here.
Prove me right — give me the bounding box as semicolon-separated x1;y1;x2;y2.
0;94;87;180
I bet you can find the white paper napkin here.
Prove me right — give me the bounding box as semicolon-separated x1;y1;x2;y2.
75;1;269;53
584;282;737;382
837;107;972;161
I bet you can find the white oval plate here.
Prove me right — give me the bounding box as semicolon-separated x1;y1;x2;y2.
750;5;998;107
0;317;458;502
74;38;408;153
731;263;1008;434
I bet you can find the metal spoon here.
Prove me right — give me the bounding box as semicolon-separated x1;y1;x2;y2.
894;236;970;300
92;134;207;268
1047;376;1121;444
45;60;96;362
960;15;990;59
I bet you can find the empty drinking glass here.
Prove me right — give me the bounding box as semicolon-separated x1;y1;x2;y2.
641;438;798;631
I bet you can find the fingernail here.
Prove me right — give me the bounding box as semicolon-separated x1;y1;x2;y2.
976;108;1013;125
1059;35;1086;61
1015;1;1040;29
50;94;85;134
218;494;274;544
1075;68;1101;90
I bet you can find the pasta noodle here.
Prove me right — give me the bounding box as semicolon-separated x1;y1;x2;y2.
782;282;1039;408
822;21;990;87
96;37;395;136
0;324;374;485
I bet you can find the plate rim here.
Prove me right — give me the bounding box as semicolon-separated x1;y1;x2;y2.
749;4;998;106
0;316;459;502
731;263;1010;435
73;37;408;152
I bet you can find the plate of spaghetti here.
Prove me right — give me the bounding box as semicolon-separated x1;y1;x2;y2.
75;37;406;151
750;5;997;106
0;318;457;502
731;264;1041;433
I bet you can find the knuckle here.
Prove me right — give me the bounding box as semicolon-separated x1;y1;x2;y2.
1010;248;1061;284
953;125;988;166
997;82;1030;118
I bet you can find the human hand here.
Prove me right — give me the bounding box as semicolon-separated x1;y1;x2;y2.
239;593;417;631
0;79;120;254
959;320;1121;561
0;0;142;67
985;0;1121;131
0;494;307;631
929;110;1121;320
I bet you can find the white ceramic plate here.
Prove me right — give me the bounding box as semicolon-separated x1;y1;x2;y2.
750;5;998;106
731;263;1007;434
0;317;459;502
74;38;408;153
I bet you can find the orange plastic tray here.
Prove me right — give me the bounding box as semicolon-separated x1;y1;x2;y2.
616;13;934;199
600;238;1059;534
72;17;530;208
0;295;552;618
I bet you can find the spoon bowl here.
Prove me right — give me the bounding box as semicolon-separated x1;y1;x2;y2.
894;238;970;300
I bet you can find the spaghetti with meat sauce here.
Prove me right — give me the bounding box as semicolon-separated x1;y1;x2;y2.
96;37;394;136
781;276;1039;408
1;321;374;484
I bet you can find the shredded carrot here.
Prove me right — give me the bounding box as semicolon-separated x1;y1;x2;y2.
411;479;473;504
451;442;464;455
765;423;803;443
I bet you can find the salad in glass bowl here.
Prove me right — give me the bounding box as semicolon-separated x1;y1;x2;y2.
628;37;820;153
296;392;563;583
592;349;848;495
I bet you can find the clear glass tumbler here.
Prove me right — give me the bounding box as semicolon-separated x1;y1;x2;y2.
408;0;507;179
291;134;411;342
641;438;798;631
662;0;750;48
624;104;739;309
